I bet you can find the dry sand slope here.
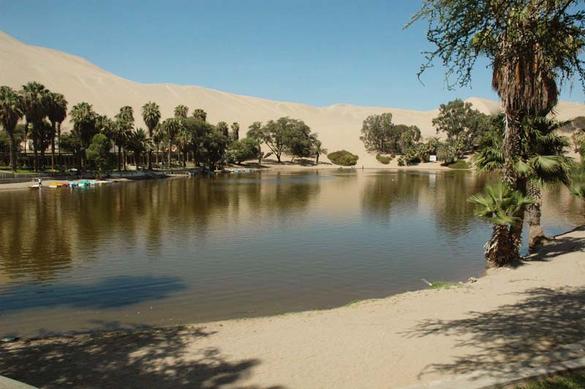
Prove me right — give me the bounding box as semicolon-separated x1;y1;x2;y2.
1;31;584;166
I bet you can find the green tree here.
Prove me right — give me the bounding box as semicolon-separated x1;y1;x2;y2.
126;128;149;169
70;102;98;169
174;104;189;119
160;117;181;168
46;92;67;171
360;113;396;153
114;106;134;171
411;0;585;265
0;86;23;171
142;101;161;170
192;108;207;122
469;183;533;267
311;136;327;164
231;122;240;141
475;117;573;251
433;99;489;152
85;133;113;177
20;82;50;170
217;121;229;138
227;137;260;164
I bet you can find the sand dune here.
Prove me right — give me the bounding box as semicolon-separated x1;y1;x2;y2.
1;31;583;166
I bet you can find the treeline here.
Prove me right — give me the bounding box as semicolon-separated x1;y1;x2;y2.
0;82;324;174
361;99;506;166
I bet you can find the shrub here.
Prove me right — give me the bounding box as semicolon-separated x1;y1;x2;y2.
327;150;359;166
376;154;392;164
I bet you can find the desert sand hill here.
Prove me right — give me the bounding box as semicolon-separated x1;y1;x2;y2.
0;31;583;166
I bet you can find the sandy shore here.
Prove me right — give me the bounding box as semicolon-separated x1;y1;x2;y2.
1;227;584;388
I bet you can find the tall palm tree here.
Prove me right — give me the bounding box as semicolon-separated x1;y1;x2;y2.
0;86;23;171
142;102;161;170
160;118;180;168
46;92;68;171
126;128;148;169
70;102;98;169
469;183;532;267
114;106;134;171
411;0;585;265
20;82;49;170
174;105;188;119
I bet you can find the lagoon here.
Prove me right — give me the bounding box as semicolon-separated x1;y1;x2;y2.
0;170;583;337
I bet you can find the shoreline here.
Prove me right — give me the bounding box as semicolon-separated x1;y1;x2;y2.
0;162;467;192
2;226;584;388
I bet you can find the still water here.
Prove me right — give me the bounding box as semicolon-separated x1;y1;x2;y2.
0;170;583;337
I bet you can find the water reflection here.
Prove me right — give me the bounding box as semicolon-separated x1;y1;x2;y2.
0;170;583;336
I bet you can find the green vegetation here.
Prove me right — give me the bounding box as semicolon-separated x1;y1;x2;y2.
376;153;392;165
85;133;114;177
360;113;421;155
513;369;585;389
0;82;325;174
469;183;533;267
428;281;459;290
411;0;585;267
227;137;260;164
327;150;359;166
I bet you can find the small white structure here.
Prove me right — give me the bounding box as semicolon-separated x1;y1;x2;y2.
429;155;437;163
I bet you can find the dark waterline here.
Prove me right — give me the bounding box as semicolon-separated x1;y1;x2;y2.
0;170;583;337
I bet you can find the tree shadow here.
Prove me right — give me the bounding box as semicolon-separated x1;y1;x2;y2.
0;323;281;389
0;275;186;313
526;226;585;262
407;287;585;381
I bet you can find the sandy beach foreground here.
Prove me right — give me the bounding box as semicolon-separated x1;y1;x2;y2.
1;228;584;388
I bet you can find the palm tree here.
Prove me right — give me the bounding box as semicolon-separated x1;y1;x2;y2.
311;136;326;164
20;82;49;170
142;102;161;170
114;106;134;171
192;108;207;122
176;124;192;167
70;102;98;169
126;128;148;169
174;105;188;119
469;183;532;267
160;118;180;168
0;86;23;171
411;1;585;265
475;118;573;251
46;92;68;171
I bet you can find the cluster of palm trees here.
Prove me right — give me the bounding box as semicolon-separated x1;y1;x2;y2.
0;82;67;171
0;81;246;173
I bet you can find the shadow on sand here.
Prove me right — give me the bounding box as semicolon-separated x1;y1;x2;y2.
405;234;585;381
0;323;282;389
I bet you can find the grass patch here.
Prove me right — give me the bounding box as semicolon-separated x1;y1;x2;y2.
428;281;459;290
446;160;470;169
511;369;585;388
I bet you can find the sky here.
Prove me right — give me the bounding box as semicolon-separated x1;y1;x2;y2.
1;0;584;110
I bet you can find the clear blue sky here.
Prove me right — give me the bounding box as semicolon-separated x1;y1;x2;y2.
1;0;584;109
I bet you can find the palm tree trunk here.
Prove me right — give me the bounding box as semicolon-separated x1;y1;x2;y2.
117;145;122;172
527;180;545;252
502;112;526;263
51;122;56;172
57;122;62;170
485;224;516;268
7;131;17;172
168;144;171;169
